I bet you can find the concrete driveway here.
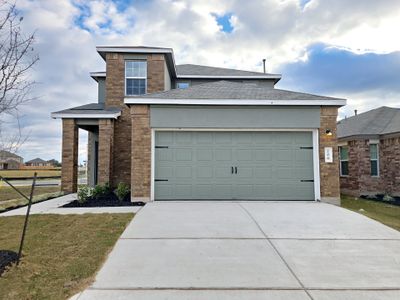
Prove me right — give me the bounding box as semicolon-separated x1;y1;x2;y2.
76;201;400;300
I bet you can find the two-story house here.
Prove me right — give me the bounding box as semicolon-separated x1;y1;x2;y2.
52;46;346;204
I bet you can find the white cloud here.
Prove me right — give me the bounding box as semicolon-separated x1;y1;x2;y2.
4;0;400;162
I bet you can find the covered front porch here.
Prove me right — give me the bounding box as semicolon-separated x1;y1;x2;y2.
52;103;121;193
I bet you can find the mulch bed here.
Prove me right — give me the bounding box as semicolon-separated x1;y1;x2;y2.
0;250;18;276
360;194;400;206
62;193;145;208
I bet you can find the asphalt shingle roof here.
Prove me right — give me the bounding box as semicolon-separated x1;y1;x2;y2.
138;80;344;101
337;106;400;138
176;64;280;77
52;103;121;116
26;158;47;163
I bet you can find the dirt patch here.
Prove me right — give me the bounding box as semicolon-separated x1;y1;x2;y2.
0;250;18;276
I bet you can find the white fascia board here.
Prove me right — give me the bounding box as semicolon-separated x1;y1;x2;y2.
90;71;106;77
51;112;121;119
177;75;282;79
96;47;173;54
124;98;347;106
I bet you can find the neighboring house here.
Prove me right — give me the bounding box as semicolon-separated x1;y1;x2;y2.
337;106;400;197
0;150;23;169
25;158;51;167
52;46;346;204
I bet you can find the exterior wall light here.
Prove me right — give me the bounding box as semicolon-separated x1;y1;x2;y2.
325;129;333;136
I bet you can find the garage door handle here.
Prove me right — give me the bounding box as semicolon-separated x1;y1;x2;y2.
231;166;234;174
235;167;238;174
301;179;314;182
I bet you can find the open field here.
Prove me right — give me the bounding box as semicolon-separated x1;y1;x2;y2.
0;214;134;300
341;195;400;231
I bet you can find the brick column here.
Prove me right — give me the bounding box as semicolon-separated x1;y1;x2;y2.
98;119;114;185
319;107;341;205
131;105;151;202
61;119;78;193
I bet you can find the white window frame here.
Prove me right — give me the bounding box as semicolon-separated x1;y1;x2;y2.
370;143;379;177
339;146;349;177
125;60;147;96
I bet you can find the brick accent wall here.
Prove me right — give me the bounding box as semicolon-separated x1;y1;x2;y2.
319;107;341;204
340;137;400;197
61;119;78;193
98;119;114;185
131;105;151;201
104;53;166;189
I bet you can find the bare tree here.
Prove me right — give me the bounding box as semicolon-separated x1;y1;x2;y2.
0;0;38;153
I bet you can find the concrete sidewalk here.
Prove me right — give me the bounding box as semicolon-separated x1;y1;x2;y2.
75;201;400;300
0;194;141;216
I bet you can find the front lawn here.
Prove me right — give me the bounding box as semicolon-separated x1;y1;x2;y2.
341;195;400;231
0;213;134;300
0;186;62;212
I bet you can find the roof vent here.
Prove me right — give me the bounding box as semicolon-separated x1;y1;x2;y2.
354;109;358;116
262;59;266;73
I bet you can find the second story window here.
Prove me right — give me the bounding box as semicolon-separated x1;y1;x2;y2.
339;146;349;176
370;143;379;176
125;61;146;95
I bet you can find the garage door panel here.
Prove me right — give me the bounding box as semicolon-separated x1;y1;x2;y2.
175;149;192;161
196;166;213;179
236;149;253;161
196;149;213;161
155;166;173;178
175;166;192;178
215;166;232;178
254;167;273;179
215;149;232;161
155;131;314;200
176;132;192;144
156;148;173;161
214;132;232;144
255;149;272;161
196;132;213;144
277;149;293;161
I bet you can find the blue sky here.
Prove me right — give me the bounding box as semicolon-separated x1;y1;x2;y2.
4;0;400;162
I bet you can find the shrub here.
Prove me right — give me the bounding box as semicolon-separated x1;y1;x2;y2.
92;182;111;199
383;194;394;202
77;185;93;203
114;182;130;201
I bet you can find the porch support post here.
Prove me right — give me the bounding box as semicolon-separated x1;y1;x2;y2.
98;119;114;186
61;119;78;193
130;105;151;202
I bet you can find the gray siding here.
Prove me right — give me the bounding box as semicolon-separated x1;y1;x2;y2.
98;78;106;103
164;60;171;91
150;106;320;128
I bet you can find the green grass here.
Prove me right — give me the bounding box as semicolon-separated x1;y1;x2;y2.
0;186;62;212
0;169;61;178
0;186;61;202
0;213;134;300
341;195;400;231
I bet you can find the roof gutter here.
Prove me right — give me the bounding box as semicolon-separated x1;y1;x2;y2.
51;111;121;119
124;98;346;106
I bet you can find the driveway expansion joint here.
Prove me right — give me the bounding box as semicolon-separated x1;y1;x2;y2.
237;203;315;300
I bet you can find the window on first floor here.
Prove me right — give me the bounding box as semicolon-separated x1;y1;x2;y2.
177;82;190;89
370;143;379;176
125;60;147;95
339;146;349;176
